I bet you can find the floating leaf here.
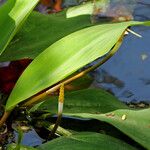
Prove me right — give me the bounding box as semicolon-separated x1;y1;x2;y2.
0;0;39;55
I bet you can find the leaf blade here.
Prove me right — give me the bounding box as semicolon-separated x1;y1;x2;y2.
30;88;128;114
38;132;136;150
0;11;92;61
0;0;39;55
66;109;150;149
5;21;145;111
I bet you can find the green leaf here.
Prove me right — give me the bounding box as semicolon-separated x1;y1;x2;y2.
66;0;109;18
30;88;128;113
0;11;92;61
0;0;39;55
5;21;146;111
66;109;150;149
37;132;136;150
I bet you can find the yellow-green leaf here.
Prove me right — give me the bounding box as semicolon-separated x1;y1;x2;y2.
38;132;136;150
0;0;39;55
5;21;146;111
66;109;150;149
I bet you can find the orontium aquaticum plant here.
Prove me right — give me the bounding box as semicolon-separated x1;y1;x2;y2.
0;0;150;149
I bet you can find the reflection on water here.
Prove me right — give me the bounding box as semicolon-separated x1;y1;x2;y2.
91;0;135;23
0;0;5;5
93;0;150;102
14;129;44;146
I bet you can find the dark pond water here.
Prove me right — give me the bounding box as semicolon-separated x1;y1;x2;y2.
13;128;44;146
92;0;150;102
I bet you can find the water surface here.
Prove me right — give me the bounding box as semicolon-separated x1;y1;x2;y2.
93;1;150;102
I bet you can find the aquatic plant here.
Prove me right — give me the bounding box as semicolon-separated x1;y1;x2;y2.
0;0;150;149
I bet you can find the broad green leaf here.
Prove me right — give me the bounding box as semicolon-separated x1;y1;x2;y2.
66;0;109;18
0;11;92;61
66;109;150;149
37;132;136;150
5;21;146;111
30;89;128;113
0;0;39;55
7;143;37;150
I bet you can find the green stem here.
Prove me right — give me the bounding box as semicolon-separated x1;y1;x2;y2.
0;111;11;128
50;113;63;137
